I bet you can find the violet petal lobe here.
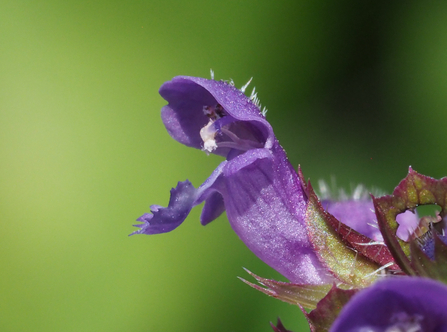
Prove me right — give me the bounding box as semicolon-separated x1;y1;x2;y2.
330;277;447;332
131;180;197;235
133;161;228;235
395;210;420;241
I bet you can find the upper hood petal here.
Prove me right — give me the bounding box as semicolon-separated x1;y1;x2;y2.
160;77;274;156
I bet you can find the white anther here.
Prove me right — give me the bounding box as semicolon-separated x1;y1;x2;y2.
200;120;218;153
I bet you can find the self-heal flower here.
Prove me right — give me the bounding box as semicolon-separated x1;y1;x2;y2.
134;76;419;290
330;277;447;332
133;76;331;284
134;75;447;332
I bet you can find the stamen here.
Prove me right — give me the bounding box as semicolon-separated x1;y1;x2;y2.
219;128;263;151
200;104;264;153
200;120;218;153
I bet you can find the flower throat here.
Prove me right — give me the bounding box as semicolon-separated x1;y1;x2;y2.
200;103;264;153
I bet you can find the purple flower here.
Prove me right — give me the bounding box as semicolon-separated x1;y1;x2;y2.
323;199;383;242
330;277;447;332
135;76;447;332
322;199;419;242
133;76;333;284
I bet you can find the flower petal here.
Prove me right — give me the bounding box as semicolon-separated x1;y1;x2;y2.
395;210;420;241
160;77;274;156
138;76;333;285
160;78;216;150
199;192;225;226
194;160;227;225
330;277;447;332
132;180;197;235
221;145;332;284
322;200;383;241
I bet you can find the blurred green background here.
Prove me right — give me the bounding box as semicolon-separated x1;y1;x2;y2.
1;1;447;331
